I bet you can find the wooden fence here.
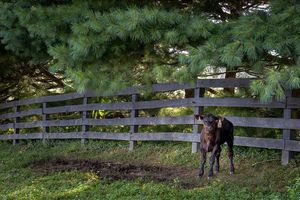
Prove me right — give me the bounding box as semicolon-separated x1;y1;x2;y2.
0;78;299;165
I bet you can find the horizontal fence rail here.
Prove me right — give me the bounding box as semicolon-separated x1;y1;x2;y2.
0;78;257;109
0;132;299;152
2;97;300;119
0;78;299;165
1;116;300;130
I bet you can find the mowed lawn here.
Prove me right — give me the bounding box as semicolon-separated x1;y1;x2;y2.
0;140;299;200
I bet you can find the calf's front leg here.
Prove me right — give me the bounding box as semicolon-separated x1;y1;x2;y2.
208;145;220;178
198;149;206;178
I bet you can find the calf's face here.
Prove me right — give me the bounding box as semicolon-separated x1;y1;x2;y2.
195;114;219;132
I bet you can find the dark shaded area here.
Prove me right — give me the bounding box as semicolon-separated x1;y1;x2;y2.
30;157;200;188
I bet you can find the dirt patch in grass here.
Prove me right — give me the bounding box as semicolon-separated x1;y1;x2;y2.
30;157;200;188
30;157;299;191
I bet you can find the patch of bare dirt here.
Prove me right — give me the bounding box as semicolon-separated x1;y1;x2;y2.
30;157;200;188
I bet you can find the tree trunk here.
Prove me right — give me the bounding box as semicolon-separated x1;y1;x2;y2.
224;71;236;95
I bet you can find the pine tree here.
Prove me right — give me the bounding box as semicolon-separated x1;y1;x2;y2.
0;0;299;101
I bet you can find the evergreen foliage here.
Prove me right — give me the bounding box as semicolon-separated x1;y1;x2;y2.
0;0;299;101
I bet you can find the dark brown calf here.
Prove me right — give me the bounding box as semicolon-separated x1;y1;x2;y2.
195;114;234;178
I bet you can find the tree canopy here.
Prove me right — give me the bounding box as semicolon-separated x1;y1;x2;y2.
0;0;299;102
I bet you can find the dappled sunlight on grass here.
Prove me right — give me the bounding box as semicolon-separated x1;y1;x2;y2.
5;171;97;199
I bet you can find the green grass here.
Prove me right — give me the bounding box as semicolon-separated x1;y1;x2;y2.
0;140;299;199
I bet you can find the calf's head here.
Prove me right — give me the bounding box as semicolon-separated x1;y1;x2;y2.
195;114;221;133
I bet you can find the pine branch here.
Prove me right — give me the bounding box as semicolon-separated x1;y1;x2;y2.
39;65;65;87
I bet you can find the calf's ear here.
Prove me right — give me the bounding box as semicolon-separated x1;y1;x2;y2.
195;115;204;120
217;116;224;128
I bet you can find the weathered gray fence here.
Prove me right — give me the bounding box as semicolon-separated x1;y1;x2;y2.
0;78;299;165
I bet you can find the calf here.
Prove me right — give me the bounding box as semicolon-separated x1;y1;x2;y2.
195;114;234;178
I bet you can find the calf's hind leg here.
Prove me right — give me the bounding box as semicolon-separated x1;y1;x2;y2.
227;141;234;174
215;147;221;172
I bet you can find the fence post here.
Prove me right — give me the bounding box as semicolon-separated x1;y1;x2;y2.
129;94;138;150
13;105;20;145
281;90;294;165
81;96;89;145
192;87;205;153
42;102;49;144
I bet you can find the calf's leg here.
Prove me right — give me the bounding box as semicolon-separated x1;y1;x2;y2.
227;141;234;174
199;149;206;177
208;145;220;178
215;147;221;172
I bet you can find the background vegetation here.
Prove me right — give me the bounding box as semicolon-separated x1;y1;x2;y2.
0;0;300;102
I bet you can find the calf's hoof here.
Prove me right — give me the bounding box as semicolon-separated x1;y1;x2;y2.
207;176;213;180
198;170;204;178
230;171;234;175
